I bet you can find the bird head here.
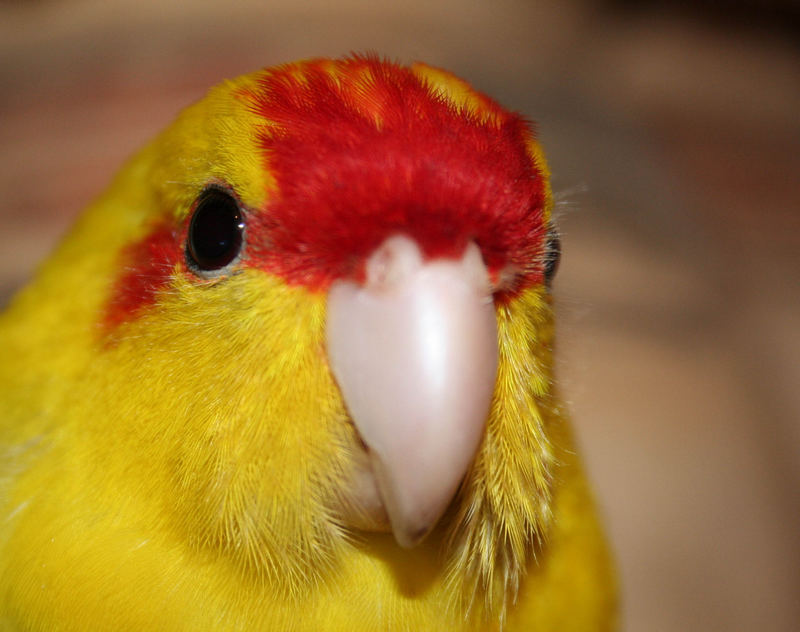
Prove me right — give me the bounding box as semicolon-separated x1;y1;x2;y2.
45;56;561;615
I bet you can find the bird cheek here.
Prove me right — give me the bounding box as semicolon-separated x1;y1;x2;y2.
103;223;183;333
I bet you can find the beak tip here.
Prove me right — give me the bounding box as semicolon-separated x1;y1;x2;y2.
392;521;433;549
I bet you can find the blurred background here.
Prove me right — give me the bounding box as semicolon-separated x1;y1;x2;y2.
1;0;798;629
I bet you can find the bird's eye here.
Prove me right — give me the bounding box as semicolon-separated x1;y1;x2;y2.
186;188;245;273
543;228;561;286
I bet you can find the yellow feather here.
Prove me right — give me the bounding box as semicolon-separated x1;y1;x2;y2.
0;56;616;630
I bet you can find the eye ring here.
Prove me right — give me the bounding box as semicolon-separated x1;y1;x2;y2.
186;187;246;275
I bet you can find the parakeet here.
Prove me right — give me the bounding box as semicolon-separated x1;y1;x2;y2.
0;55;615;630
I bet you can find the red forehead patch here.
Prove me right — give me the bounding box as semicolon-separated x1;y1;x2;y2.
241;56;548;291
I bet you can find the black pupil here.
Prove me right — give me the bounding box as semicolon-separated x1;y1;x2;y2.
188;190;244;271
544;230;561;285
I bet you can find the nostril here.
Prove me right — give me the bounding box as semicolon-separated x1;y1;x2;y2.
364;235;424;290
364;235;493;296
490;264;523;295
371;251;391;286
459;242;493;293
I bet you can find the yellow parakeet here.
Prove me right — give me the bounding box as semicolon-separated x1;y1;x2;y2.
0;55;616;630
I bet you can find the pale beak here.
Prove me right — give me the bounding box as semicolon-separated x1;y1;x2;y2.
326;235;498;547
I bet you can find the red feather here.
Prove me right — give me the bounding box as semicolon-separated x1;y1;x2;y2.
243;56;548;292
104;222;181;331
105;56;548;331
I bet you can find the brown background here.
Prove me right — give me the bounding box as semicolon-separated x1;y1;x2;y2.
1;1;798;630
